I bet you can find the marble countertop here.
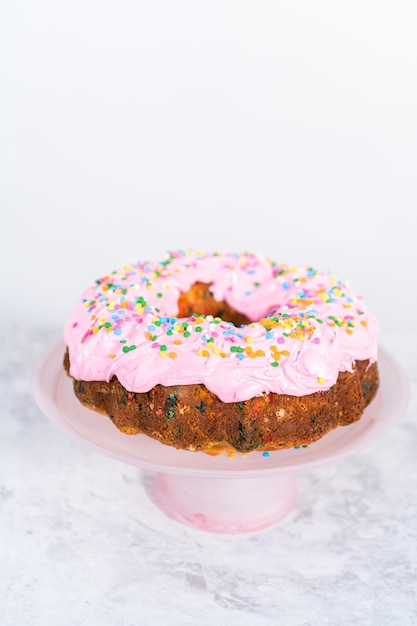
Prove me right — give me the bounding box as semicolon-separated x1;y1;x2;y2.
1;325;416;626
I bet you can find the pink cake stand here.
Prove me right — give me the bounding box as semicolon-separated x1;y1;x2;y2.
33;342;409;534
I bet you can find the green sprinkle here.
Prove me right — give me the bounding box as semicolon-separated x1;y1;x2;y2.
160;344;167;351
122;346;129;353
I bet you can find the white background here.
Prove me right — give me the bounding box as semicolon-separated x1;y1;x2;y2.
1;1;417;338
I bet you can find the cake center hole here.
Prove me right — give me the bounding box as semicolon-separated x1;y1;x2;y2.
177;282;252;327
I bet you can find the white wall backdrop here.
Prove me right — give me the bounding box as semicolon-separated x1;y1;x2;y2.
1;1;416;339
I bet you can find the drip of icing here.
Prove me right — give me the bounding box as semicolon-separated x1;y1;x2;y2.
64;250;379;402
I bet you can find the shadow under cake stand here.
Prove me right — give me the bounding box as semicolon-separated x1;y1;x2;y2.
33;343;409;534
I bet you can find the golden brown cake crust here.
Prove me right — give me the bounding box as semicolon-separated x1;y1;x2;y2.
63;349;379;454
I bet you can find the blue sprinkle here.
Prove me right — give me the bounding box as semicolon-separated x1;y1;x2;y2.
114;328;122;336
283;281;290;289
262;452;270;457
237;353;245;360
266;331;273;339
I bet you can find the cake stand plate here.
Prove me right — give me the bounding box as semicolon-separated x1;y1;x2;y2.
33;343;409;534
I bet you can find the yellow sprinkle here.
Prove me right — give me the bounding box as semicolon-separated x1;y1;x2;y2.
214;348;221;355
318;376;325;384
198;349;209;357
244;336;254;343
159;351;167;358
92;327;99;334
173;339;182;345
109;354;116;359
361;320;368;326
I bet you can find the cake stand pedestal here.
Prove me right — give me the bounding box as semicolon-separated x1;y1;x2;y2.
33;343;409;534
153;473;297;533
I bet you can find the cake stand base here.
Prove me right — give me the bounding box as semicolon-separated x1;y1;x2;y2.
152;473;297;533
33;342;409;534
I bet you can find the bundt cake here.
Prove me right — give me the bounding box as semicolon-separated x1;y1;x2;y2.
63;251;379;454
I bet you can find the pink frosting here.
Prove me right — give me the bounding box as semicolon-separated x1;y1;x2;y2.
64;251;379;402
